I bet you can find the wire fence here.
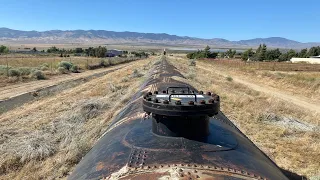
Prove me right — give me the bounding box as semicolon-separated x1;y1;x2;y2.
202;59;320;72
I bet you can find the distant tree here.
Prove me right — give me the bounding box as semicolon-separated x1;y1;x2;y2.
208;52;218;58
85;47;95;56
279;53;288;62
278;49;297;61
204;45;211;58
265;48;281;61
298;48;308;58
0;45;9;53
241;48;254;61
32;47;37;52
186;46;217;59
256;44;267;61
94;46;107;58
74;48;83;53
287;49;298;59
226;49;236;58
307;46;320;57
47;46;59;53
256;44;262;54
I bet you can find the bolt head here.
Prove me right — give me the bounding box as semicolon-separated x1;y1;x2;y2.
148;92;152;95
188;101;195;105
153;98;159;103
147;97;152;101
175;101;182;105
199;91;204;94
206;92;212;95
162;90;167;93
213;95;220;101
163;100;169;104
154;91;158;94
200;100;206;104
208;99;214;104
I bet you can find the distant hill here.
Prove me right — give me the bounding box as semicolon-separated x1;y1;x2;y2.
0;28;319;49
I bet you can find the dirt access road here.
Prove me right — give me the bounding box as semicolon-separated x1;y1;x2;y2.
0;63;130;101
197;64;320;114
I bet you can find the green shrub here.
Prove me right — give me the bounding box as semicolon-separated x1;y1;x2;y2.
100;59;111;67
58;61;73;70
70;65;79;73
18;67;33;76
8;69;21;77
32;70;46;80
58;67;68;74
226;76;233;81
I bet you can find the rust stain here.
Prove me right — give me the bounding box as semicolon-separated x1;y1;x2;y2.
111;151;125;162
96;162;105;171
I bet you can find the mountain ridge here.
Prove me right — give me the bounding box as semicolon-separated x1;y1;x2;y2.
0;27;319;49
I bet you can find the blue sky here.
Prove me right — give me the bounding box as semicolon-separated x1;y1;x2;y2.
1;0;319;42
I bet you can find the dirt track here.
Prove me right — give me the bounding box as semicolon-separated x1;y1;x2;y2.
197;65;320;113
0;64;130;101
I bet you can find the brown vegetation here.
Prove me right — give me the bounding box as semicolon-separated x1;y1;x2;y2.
199;59;320;103
0;57;157;179
203;59;320;71
169;56;320;179
0;55;142;87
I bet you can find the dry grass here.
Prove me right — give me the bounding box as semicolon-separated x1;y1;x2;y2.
0;55;141;70
0;56;157;179
204;59;320;71
0;55;143;87
169;57;320;179
197;59;320;103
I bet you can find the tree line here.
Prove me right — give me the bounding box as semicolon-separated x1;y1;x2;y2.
46;46;107;58
241;44;320;62
186;44;320;62
186;46;241;59
186;46;218;59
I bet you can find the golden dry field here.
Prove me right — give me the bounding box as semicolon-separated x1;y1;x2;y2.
0;56;158;179
169;55;320;179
